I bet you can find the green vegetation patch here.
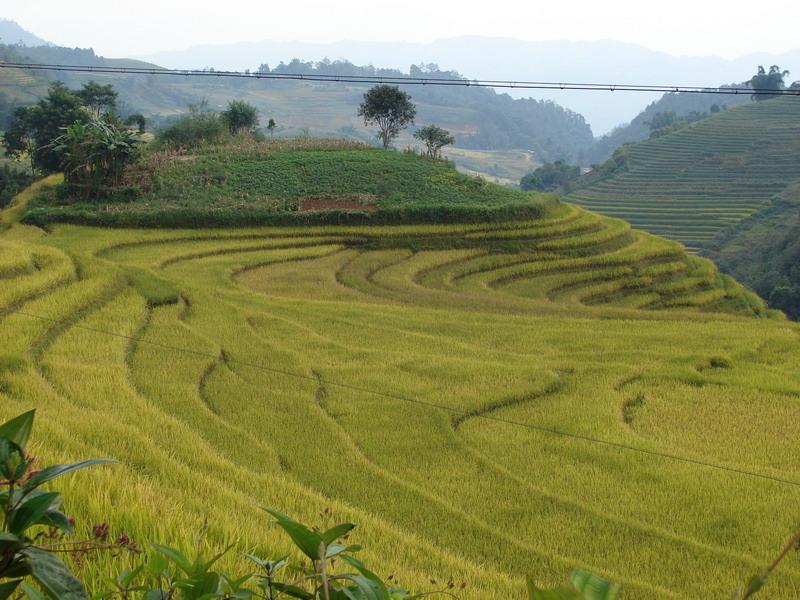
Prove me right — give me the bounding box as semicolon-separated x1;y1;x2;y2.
125;265;181;307
22;140;555;227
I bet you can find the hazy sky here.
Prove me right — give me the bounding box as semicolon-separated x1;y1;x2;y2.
3;0;799;59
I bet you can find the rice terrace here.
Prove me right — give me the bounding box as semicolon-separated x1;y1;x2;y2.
2;14;800;599
0;137;799;599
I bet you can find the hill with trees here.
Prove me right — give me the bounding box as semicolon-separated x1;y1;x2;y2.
566;96;800;250
0;42;594;172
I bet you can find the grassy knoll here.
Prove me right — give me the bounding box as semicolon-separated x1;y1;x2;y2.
21;140;553;227
3;173;800;598
567;96;800;250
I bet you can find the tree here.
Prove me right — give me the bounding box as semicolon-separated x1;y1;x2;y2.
155;103;226;149
76;81;118;117
1;82;87;173
413;124;455;158
124;113;147;133
520;160;581;192
267;117;277;137
749;65;790;100
357;84;416;148
220;100;259;135
645;111;677;131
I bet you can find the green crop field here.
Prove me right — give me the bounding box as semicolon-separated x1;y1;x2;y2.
21;141;552;228
567;97;800;250
1;147;800;599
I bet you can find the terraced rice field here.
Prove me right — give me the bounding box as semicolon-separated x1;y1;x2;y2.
568;97;800;249
1;201;799;599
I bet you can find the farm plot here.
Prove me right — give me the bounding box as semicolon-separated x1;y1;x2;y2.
568;97;800;249
0;206;798;599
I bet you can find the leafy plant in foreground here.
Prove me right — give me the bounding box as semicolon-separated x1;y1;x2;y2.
527;568;620;600
265;508;463;599
0;410;114;600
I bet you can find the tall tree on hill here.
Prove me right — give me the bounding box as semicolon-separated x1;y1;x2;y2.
749;65;790;100
221;100;259;135
358;85;416;148
2;82;86;173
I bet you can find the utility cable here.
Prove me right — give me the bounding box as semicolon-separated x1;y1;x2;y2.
1;61;800;96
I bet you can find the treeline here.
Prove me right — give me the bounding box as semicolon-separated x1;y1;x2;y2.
258;59;594;161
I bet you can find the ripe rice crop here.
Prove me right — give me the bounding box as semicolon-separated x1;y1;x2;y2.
2;182;800;598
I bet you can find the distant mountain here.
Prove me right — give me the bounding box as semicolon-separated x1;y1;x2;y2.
0;19;49;47
140;37;800;135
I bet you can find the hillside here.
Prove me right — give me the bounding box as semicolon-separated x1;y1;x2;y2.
21;140;554;227
583;88;750;164
140;35;800;135
2;149;800;597
566;96;800;249
708;182;800;318
0;42;593;170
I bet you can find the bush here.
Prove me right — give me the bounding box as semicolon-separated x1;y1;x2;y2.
154;112;227;150
0;164;32;209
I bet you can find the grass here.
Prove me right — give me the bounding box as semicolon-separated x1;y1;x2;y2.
3;177;800;598
567;97;800;249
22;140;555;227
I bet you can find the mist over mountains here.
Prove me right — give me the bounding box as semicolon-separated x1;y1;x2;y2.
141;37;800;134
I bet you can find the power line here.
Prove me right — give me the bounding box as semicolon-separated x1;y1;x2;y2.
2;61;800;96
8;307;800;490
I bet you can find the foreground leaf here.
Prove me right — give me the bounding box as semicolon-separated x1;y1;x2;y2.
570;568;621;600
271;582;313;599
0;580;22;600
9;492;59;535
152;544;193;575
321;522;356;546
23;460;117;492
19;583;46;600
23;547;88;600
264;509;324;561
0;410;35;448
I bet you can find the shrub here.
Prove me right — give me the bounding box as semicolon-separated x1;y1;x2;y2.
154;112;227;150
0;165;32;209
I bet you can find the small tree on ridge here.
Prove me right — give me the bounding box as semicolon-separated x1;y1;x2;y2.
358;84;416;148
221;100;259;135
413;124;455;159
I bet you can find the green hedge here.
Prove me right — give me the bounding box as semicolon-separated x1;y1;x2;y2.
21;201;551;229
